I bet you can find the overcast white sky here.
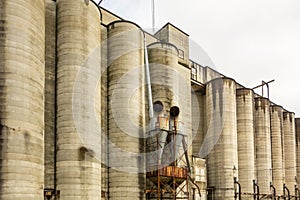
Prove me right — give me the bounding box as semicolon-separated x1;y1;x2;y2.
95;0;300;117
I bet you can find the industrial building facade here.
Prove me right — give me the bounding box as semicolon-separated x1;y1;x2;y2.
0;0;299;200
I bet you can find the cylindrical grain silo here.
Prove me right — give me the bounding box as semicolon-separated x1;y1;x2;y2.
254;97;272;195
205;77;238;200
0;0;45;199
283;111;297;191
147;42;179;168
270;105;284;196
148;41;192;160
147;41;192;199
296;118;300;186
44;0;57;196
107;21;145;200
236;88;255;198
56;0;101;199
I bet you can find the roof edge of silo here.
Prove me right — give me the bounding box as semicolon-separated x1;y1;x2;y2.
236;87;254;92
147;41;179;56
206;76;237;85
107;20;145;37
89;0;103;21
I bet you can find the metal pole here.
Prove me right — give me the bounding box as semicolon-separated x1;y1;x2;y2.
295;185;298;200
284;183;291;200
253;180;256;200
234;177;242;200
271;182;276;200
234;177;237;200
253;180;260;200
151;0;155;33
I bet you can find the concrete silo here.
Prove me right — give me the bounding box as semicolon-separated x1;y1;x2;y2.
107;20;145;200
283;112;297;191
205;77;238;200
270;105;284;196
236;88;255;198
56;0;102;199
0;0;45;199
146;42;192;199
254;97;272;195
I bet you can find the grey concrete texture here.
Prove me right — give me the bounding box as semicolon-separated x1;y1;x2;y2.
191;92;206;157
254;97;272;195
283;111;297;191
270;105;285;195
236;89;256;194
1;0;300;199
100;25;109;199
56;0;101;199
44;0;57;194
107;21;146;200
205;78;238;200
0;0;45;199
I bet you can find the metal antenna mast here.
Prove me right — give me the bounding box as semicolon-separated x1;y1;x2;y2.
252;79;275;99
151;0;155;33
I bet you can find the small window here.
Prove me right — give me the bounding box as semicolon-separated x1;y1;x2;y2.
178;49;184;59
191;65;197;80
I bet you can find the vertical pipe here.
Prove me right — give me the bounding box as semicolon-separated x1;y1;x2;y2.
144;38;154;121
56;0;101;199
283;112;297;191
254;97;272;195
206;77;238;200
107;21;145;200
236;88;256;196
0;0;45;199
270;105;285;196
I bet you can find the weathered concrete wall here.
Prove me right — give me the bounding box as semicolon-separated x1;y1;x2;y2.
254;97;272;195
236;89;255;196
101;24;108;200
205;78;237;200
270;105;284;195
283;112;297;191
44;0;56;196
155;23;189;65
147;41;192;199
0;0;45;199
296;118;300;186
191;91;206;157
193;157;207;200
107;21;145;200
56;0;101;199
